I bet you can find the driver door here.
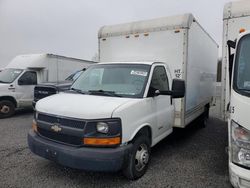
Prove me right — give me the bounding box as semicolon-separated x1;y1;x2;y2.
147;65;174;137
15;71;37;107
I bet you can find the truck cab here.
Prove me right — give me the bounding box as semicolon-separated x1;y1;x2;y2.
28;61;185;180
227;32;250;187
0;68;39;118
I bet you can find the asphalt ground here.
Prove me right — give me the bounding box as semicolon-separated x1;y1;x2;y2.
0;110;231;188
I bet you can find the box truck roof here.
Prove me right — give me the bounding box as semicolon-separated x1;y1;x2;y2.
99;13;194;38
5;54;94;70
224;0;250;20
6;54;48;69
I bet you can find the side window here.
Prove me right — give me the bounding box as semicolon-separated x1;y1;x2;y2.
148;66;169;97
18;71;37;85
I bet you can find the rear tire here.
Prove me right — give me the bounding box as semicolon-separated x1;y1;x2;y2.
0;100;15;118
201;105;209;128
123;136;151;180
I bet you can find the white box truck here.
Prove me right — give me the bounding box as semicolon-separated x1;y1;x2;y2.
0;54;93;118
28;14;217;180
222;1;250;187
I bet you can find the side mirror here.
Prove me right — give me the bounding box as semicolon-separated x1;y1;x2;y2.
227;40;236;49
171;79;185;98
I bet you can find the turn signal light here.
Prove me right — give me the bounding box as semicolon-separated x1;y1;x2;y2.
83;137;121;146
32;121;38;132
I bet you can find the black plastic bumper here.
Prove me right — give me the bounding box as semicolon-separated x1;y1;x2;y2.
28;130;132;172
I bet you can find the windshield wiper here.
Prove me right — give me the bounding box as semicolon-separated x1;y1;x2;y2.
88;90;122;97
70;88;86;94
0;80;7;83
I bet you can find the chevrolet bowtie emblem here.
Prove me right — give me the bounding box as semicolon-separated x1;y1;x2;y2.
51;124;62;132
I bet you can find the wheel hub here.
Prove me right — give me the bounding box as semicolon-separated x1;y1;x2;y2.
135;144;149;171
0;105;10;114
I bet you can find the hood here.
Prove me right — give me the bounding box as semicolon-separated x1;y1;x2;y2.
36;81;72;91
36;93;133;119
39;80;72;86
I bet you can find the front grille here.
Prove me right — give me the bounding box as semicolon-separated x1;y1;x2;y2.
34;86;57;101
38;114;86;129
37;127;82;145
37;113;86;146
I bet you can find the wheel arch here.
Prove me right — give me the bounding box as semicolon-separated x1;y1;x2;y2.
0;96;17;107
129;124;152;146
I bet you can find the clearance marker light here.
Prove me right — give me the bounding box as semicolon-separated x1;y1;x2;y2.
239;28;246;33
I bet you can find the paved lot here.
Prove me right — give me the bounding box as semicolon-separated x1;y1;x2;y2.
0;110;231;188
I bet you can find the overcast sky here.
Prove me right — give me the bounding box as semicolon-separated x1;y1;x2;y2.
0;0;235;67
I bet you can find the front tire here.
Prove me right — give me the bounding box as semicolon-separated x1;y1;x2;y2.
0;100;15;118
123;136;151;180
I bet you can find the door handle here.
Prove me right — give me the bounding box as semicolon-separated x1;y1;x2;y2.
8;86;15;91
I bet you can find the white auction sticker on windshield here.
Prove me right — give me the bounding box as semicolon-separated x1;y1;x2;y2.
244;81;250;88
14;70;21;74
131;70;148;77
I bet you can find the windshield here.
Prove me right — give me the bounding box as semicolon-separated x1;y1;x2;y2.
65;70;83;81
0;68;23;83
71;64;150;98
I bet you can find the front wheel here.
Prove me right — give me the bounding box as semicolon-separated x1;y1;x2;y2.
123;136;151;180
0;100;15;118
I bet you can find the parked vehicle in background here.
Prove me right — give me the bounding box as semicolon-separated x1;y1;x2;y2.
0;54;94;118
222;1;250;187
28;14;217;180
33;68;87;107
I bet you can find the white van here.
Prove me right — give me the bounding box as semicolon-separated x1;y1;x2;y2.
0;54;94;118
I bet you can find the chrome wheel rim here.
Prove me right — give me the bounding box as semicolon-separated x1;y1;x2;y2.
135;143;149;172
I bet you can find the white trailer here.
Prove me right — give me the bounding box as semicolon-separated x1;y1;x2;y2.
99;13;218;127
0;54;94;118
28;14;217;180
222;1;250;187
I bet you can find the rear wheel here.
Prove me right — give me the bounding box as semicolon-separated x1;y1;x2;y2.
201;105;209;128
123;136;151;180
0;100;15;118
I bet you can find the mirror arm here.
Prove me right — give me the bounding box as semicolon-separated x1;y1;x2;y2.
160;91;172;95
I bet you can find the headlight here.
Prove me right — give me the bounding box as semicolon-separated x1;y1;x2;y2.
231;120;250;167
96;122;109;134
83;118;122;147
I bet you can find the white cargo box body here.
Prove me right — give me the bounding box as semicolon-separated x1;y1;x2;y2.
6;54;93;82
222;0;250;120
98;13;218;127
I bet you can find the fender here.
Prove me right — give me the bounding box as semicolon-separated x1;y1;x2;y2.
129;124;153;146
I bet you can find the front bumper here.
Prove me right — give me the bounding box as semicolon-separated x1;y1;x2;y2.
28;130;132;172
229;162;250;188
